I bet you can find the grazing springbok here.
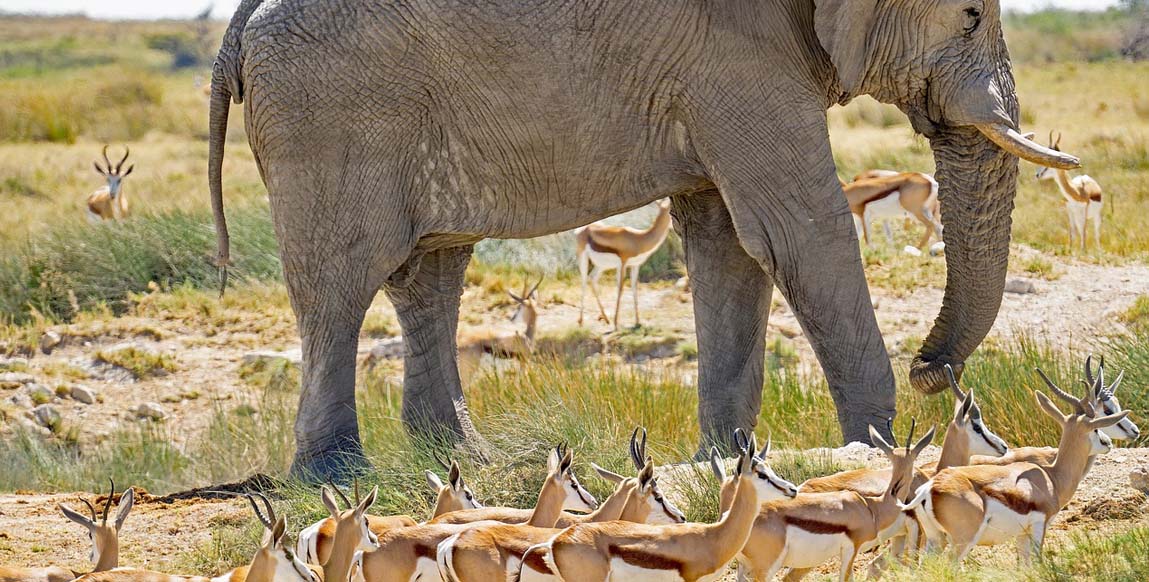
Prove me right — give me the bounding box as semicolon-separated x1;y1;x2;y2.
1036;131;1104;251
534;433;764;582
436;429;694;582
0;481;134;582
734;422;934;582
842;172;943;250
457;278;542;383
298;474;452;566
354;444;598;582
87;146;134;222
905;369;1129;565
576;199;672;330
72;493;319;582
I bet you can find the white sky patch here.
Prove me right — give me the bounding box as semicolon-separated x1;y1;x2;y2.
0;0;1121;20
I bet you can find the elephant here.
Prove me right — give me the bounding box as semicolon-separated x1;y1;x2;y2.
208;0;1079;479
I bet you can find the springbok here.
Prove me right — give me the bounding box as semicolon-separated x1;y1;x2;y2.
437;429;696;582
87;146;134;222
576;199;672;330
0;481;134;582
905;368;1129;565
457;278;542;383
354;444;598;582
970;356;1139;468
735;423;934;582
297;476;444;566
1036;132;1103;251
842;172;943;250
533;433;764;582
71;493;319;582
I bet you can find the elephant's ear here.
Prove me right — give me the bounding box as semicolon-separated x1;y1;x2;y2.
814;0;879;97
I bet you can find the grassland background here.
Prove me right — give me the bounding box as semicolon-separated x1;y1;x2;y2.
1;7;1149;581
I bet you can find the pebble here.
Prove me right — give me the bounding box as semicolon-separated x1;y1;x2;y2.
39;331;62;355
1004;278;1038;295
136;402;168;421
70;385;97;405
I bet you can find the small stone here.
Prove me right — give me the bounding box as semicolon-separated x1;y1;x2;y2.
136;402;168;421
0;372;35;385
27;384;54;405
902;245;923;257
31;404;61;430
39;331;62;355
929;241;946;256
242;349;303;366
0;357;29;370
1130;467;1149;493
1004;279;1038;295
70;385;96;405
674;276;691;291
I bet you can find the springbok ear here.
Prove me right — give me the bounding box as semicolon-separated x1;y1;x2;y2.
709;447;727;483
912;426;937;457
558;448;574;477
357;486;378;514
591;463;626;484
320;487;341;519
425;470;444;492
957;390;975;422
638;461;655;489
1035;391;1068;426
547;446;561;474
868;425;894;455
59;504;95;530
93;162;106;176
122;165;134;177
1089;410;1131;431
814;0;880;96
448;461;463;490
269;516;287;548
114;487;135;531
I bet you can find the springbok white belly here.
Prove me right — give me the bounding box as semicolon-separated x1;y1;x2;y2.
863;192;910;222
414;556;442;582
586;247;625;271
607;558;684;582
781;528;851;569
975;499;1044;546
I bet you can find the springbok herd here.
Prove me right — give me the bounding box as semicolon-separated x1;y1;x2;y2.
0;356;1138;582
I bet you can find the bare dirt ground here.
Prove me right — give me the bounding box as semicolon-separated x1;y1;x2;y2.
1;244;1148;577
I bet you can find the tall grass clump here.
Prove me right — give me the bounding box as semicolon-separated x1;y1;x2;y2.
0;206;280;324
1033;526;1149;581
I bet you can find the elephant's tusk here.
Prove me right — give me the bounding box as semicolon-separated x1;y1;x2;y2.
975;123;1081;170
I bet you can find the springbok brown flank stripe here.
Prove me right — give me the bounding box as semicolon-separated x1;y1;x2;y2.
610;545;685;573
783;515;850;535
983;488;1040;516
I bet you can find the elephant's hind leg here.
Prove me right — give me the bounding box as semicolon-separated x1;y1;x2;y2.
671;191;772;456
385;245;486;451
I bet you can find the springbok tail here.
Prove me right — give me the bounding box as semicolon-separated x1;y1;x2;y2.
899;482;931;512
437;533;462;582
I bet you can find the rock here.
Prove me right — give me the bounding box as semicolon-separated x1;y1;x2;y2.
1130;467;1149;493
26;384;54;405
243;348;303;366
70;385;96;405
0;357;29;370
367;337;406;361
136;402;168;421
31;404;61;430
674;276;691;291
0;372;35;385
1004;279;1038;295
902;245;923;257
929;241;946;256
39;331;62;355
8;393;33;409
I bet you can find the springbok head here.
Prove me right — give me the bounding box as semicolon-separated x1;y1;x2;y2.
58;479;134;567
1035;132;1063;181
945;364;1009;457
1082;355;1140;441
93;145;134;198
508;277;542;326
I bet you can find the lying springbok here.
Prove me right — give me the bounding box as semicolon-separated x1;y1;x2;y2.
736;422;934;582
842;172;942;250
437;429;698;582
970;355;1139;469
576;199;672;330
457;279;542;383
72;493;319;582
354;444;598;582
1036;131;1103;251
535;433;764;582
906;369;1129;565
0;481;134;582
297;459;480;565
87;146;134;222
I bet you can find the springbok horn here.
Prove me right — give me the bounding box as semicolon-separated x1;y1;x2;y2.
529;276;543;298
1084;354;1096;391
905;418;917;450
944;364;966;400
102;479;115;525
976;123;1080;170
1035;368;1086;415
115;146;130;173
80;498;98;523
101;145;112;173
354;477;361;506
244;493;273;529
327;478;352;509
433;452;452;472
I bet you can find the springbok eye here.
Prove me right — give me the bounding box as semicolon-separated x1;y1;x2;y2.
963;7;981;34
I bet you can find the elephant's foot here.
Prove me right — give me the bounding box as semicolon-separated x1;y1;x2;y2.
840;406;895;444
290;432;370;482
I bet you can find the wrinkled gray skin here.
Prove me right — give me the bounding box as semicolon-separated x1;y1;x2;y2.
210;0;1030;479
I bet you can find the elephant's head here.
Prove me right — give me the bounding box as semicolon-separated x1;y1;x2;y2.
813;0;1081;393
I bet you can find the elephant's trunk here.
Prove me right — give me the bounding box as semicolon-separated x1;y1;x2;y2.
909;125;1018;394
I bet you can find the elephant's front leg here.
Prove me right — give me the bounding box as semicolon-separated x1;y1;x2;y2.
385;245;486;449
671;191;772;454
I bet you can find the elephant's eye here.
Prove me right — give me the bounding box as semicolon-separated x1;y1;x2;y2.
963;7;982;35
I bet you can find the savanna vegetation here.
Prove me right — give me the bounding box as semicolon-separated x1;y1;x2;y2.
0;6;1148;581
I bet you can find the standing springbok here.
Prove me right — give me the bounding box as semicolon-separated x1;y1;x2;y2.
1036;131;1103;251
735;423;935;582
905;368;1129;565
0;481;134;582
87;146;134;222
71;493;319;582
842;172;943;250
536;434;763;582
576;199;672;330
354;444;598;582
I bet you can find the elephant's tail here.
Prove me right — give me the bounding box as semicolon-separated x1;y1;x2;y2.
208;0;262;297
